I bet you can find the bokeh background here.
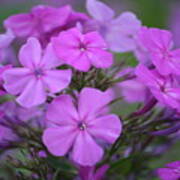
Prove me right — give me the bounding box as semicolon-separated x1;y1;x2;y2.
0;0;179;179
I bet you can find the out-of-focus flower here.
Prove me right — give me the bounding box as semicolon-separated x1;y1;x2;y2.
3;37;72;108
52;28;113;72
135;64;180;110
139;27;180;76
85;0;141;53
157;161;180;180
79;164;109;180
116;67;150;103
43;87;122;166
4;5;71;39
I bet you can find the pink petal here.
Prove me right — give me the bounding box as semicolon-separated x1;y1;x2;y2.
17;78;46;108
157;168;179;180
166;161;180;169
88;114;122;143
42;69;72;93
139;27;173;53
86;0;114;21
72;131;103;166
32;5;71;33
42;126;77;156
19;37;42;68
46;95;79;125
78;88;113;120
87;48;113;69
4;13;34;38
71;53;91;72
3;68;32;95
41;43;64;69
84;31;107;48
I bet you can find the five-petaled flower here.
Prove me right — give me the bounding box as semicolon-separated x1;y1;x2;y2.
43;87;122;166
3;37;72;108
52;28;113;72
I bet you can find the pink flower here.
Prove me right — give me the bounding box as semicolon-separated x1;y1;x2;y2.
157;161;180;180
85;0;141;53
52;28;113;72
139;27;180;75
4;5;71;38
43;88;122;166
135;64;180;110
3;37;72;108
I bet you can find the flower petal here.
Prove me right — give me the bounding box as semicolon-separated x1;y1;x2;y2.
43;69;72;93
43;126;77;156
17;78;46;108
87;48;113;69
46;95;79;125
88;114;122;143
86;0;114;21
72;131;103;166
3;68;32;95
78;87;113;120
19;37;42;68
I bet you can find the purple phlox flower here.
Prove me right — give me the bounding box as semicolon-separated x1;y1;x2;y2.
52;27;113;72
139;26;180;76
157;161;180;180
135;64;180;110
85;0;141;52
3;37;72;108
0;29;15;62
43;87;122;166
79;164;109;180
4;5;71;39
116;67;151;103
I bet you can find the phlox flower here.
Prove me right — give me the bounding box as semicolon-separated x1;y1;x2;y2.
43;87;122;166
139;27;180;75
85;0;141;52
4;5;71;38
135;64;180;110
157;161;180;180
3;37;72;108
52;28;113;72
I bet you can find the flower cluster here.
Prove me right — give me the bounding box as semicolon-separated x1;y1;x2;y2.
0;0;179;179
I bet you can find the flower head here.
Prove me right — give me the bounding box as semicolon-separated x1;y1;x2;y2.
3;37;72;108
139;27;180;75
135;64;180;110
43;87;122;166
85;0;141;53
52;28;113;72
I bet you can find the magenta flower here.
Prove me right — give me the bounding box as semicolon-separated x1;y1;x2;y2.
43;87;122;166
85;0;141;53
135;64;180;110
3;37;72;108
52;28;113;72
139;27;180;75
4;5;71;38
157;161;180;180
